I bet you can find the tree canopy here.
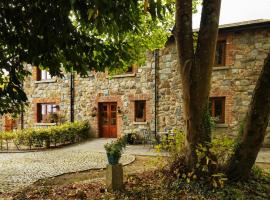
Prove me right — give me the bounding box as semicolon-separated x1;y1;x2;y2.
0;0;174;115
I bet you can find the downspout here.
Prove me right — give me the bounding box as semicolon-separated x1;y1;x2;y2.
20;82;24;129
70;68;75;122
154;49;159;138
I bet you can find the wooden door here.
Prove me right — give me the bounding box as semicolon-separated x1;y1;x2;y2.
99;103;117;138
4;117;17;131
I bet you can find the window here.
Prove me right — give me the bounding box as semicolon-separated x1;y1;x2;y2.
36;68;51;81
125;65;134;74
214;40;226;66
37;103;59;123
209;97;225;123
134;100;146;122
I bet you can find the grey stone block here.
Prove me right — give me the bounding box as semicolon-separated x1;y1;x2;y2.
106;163;124;191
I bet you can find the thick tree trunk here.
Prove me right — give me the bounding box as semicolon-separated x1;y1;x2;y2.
227;54;270;181
175;0;221;168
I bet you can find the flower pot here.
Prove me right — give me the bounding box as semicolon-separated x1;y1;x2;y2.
107;154;120;165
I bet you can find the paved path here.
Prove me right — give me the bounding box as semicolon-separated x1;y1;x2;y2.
0;139;135;193
0;138;269;194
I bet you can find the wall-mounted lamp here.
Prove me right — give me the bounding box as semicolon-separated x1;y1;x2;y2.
117;106;122;114
91;107;97;117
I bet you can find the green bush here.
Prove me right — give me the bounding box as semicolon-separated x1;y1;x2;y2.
160;132;235;189
0;121;90;149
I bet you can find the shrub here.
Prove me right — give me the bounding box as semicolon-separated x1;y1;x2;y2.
104;136;127;165
0;121;90;150
160;131;235;189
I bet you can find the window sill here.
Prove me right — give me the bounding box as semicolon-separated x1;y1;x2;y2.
213;66;230;71
109;73;136;79
35;123;57;126
215;123;228;128
133;121;148;125
34;79;56;84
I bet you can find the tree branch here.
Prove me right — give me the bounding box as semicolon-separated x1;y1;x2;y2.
195;0;221;76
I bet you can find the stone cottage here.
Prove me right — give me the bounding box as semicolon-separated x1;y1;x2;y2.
1;19;270;146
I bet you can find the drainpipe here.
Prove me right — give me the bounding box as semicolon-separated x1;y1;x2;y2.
154;49;159;138
70;68;75;122
20;105;24;129
20;82;24;129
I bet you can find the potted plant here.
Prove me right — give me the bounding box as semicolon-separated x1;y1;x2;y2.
104;136;127;165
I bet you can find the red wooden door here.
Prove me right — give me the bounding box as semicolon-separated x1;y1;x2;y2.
99;103;117;138
4;117;16;131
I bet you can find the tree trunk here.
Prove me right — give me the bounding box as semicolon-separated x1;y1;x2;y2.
227;54;270;181
175;0;221;168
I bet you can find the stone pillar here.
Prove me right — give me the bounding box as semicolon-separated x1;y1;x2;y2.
106;163;123;191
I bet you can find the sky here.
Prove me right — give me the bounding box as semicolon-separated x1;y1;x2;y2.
193;0;270;28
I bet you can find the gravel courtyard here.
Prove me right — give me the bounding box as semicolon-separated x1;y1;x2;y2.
0;139;135;193
0;138;268;194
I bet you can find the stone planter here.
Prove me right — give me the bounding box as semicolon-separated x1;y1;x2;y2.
106;163;123;191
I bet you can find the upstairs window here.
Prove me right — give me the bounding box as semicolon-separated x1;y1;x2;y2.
134;100;146;122
36;68;51;81
37;103;59;123
215;40;226;66
125;65;134;74
209;97;225;124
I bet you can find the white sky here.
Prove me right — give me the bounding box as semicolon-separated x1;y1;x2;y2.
193;0;270;28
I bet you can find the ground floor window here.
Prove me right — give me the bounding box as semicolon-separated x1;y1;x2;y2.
209;97;225;123
37;103;59;123
134;100;146;122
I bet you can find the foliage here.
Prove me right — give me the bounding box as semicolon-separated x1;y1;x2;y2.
155;129;185;154
161;134;235;189
0;121;90;149
104;136;127;161
43;112;66;124
0;0;174;114
8;167;270;200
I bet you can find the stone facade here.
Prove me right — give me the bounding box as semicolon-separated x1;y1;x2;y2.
1;20;270;146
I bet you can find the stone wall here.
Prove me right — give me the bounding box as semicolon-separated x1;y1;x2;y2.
1;25;270;146
23;65;71;128
73;55;155;137
0;116;2;131
155;28;270;146
22;57;155;138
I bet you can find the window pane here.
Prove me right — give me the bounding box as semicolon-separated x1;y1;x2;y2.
135;100;146;122
46;72;51;79
126;66;133;73
111;112;116;118
41;70;47;80
111;118;116;125
102;118;108;125
215;41;226;66
41;104;46;115
111;105;116;111
214;99;223;119
209;97;225;123
47;104;52;113
52;105;57;112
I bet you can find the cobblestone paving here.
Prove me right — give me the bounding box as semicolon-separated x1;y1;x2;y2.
0;139;135;193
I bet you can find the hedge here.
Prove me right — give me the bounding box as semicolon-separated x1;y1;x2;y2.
0;121;90;150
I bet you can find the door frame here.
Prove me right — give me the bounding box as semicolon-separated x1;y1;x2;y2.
98;102;118;138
